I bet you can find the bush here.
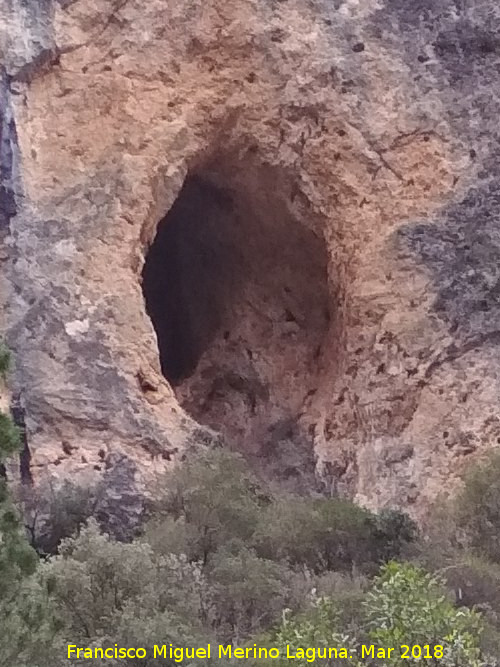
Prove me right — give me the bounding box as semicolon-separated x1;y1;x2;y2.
364;562;486;666
0;342;11;379
373;509;418;560
0;344;37;598
0;412;21;461
0;343;57;666
44;521;211;657
0;575;62;667
147;449;269;564
253;497;415;573
273;595;359;667
21;479;103;555
253;495;370;572
204;545;292;642
454;450;500;562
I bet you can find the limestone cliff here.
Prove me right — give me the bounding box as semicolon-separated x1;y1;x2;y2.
1;0;498;520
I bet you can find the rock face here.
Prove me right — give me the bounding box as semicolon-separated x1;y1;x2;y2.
1;0;500;519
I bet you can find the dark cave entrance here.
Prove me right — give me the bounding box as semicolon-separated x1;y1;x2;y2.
142;166;332;480
142;175;234;385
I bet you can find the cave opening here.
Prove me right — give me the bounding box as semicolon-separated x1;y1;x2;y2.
142;175;235;385
142;165;332;481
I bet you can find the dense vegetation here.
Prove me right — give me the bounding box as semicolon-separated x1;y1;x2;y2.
1;446;500;666
2;349;500;665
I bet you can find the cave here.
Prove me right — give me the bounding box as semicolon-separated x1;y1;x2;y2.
142;165;332;477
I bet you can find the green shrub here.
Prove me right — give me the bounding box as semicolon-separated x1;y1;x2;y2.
373;509;418;560
147;450;416;578
0;487;38;597
0;343;56;666
272;595;359;667
364;561;486;666
0;342;11;379
253;495;369;572
0;412;21;461
0;344;36;593
0;574;62;667
253;496;415;573
204;545;292;642
454;450;500;562
24;479;103;555
440;556;500;616
148;449;269;564
44;521;211;655
0;442;493;666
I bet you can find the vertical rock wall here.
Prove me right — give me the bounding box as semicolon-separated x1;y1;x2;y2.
1;0;499;519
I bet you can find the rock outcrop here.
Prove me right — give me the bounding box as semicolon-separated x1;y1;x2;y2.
1;0;500;519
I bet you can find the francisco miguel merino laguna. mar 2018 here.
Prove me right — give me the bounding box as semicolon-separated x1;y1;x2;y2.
68;643;441;661
67;644;353;661
68;644;352;661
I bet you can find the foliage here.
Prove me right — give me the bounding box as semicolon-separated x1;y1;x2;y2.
440;555;500;615
364;561;487;666
0;343;37;593
0;342;11;379
272;596;359;667
204;545;292;642
0;411;21;462
45;520;206;639
372;509;418;561
0;408;33;598
21;479;104;555
0;486;38;597
2;445;499;665
253;495;370;572
0;342;55;667
253;496;415;573
453;450;500;562
269;562;490;667
311;570;368;635
0;575;63;667
148;449;268;564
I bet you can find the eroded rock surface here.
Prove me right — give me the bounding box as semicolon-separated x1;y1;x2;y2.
1;0;499;519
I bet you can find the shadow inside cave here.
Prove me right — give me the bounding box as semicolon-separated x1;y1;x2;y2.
141;165;332;488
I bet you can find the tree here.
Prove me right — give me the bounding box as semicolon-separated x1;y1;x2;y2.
372;509;418;561
43;521;212;665
0;353;37;590
204;545;291;642
272;595;359;667
20;479;103;555
253;496;412;574
0;342;59;667
454;450;500;562
363;561;487;666
147;449;268;564
0;574;63;667
0;341;11;379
